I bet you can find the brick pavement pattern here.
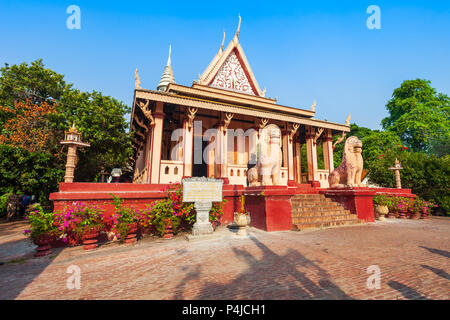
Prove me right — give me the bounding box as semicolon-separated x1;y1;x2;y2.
0;218;449;300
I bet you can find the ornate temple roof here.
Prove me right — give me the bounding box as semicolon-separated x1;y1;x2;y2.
197;15;264;97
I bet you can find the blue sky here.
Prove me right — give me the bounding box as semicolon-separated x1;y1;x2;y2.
0;0;449;129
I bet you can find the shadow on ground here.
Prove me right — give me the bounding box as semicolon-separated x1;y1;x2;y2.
174;235;353;300
419;246;450;259
0;221;63;300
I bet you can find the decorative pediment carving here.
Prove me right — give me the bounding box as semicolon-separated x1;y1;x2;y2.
210;51;256;95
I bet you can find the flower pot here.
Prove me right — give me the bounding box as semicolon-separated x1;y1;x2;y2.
410;212;420;220
421;208;429;219
82;228;99;250
163;219;173;239
34;234;53;257
234;212;251;236
138;225;151;239
125;223;138;244
375;205;388;221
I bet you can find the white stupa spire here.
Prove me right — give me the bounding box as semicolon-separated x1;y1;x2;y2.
157;45;175;91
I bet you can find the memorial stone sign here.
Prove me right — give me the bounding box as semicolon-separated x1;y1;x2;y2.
182;177;223;236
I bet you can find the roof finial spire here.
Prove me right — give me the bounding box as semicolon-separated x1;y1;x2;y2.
157;44;175;91
167;44;172;66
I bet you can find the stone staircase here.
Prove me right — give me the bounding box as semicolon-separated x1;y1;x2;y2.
291;194;363;231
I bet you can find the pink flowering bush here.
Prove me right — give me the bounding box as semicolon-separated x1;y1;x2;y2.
109;195;139;242
53;202;105;244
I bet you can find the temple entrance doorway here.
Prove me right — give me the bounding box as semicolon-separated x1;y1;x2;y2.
192;135;208;178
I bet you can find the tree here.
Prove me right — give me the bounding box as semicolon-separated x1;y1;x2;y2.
381;79;450;153
0;99;57;152
0;60;67;127
0;60;132;207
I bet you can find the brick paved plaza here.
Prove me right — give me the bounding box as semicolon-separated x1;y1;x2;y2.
0;218;449;300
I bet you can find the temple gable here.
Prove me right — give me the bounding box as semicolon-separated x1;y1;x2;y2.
209;50;256;95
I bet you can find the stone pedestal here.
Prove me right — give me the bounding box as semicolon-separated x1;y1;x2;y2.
322;187;376;222
244;186;293;231
192;201;214;236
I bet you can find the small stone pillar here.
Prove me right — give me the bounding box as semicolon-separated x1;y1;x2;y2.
388;159;403;189
60;124;90;183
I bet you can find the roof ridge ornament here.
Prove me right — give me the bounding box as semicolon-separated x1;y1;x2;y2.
345;113;351;126
135;68;141;89
219;31;226;53
233;14;241;43
311;100;316;112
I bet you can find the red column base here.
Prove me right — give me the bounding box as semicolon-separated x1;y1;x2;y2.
321;187;376;222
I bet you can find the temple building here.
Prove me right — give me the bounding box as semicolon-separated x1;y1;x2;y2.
51;17;415;231
130;17;350;188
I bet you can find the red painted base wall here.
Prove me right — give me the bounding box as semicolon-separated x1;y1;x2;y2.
50;183;415;231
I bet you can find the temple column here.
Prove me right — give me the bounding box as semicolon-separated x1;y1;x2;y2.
182;116;194;178
306;126;319;185
282;129;295;184
217;124;228;180
323;129;334;173
144;133;152;183
215;113;232;182
294;142;302;184
149;101;164;184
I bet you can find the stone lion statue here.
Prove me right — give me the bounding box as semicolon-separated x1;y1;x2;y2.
328;136;364;188
248;124;282;186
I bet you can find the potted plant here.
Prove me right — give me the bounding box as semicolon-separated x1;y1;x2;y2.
410;197;423;220
387;196;399;218
234;195;251;236
373;195;389;221
78;206;105;250
54;202;105;250
397;197;410;219
210;199;227;229
136;206;154;239
24;208;58;257
111;195;138;244
151;183;194;239
151;199;178;239
421;199;438;219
